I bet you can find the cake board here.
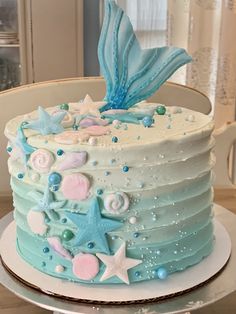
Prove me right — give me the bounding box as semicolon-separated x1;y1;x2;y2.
0;204;235;314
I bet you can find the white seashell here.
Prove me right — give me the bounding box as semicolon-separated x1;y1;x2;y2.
30;149;54;173
104;192;129;214
129;216;137;224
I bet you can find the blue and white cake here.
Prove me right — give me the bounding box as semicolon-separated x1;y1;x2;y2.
4;0;215;285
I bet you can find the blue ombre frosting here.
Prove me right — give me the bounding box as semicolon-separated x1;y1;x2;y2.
4;0;215;286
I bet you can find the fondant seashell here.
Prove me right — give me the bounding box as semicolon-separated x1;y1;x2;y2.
104;192;129;214
57;151;87;171
27;210;48;236
29;149;54;173
84;125;110;136
47;237;73;260
79;117;109;128
72;253;99;280
53;110;74;128
61;173;90;200
54;131;90;144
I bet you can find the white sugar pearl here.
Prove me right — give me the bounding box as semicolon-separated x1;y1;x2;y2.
129;216;137;224
112;119;121;127
186;114;195;122
55;265;65;273
88;137;98;145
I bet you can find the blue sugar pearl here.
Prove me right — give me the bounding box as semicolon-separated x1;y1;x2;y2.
112;136;118;143
17;173;24;179
156;267;168;280
133;232;140;238
73;125;79;130
135;271;141;277
142;116;154;128
123;166;129;172
61;218;67;223
6;146;12;153
97;189;103;195
51;185;59;192
43;247;50;254
156;105;166;115
105;171;110;176
87;242;95;249
48;172;62;186
57;149;64;156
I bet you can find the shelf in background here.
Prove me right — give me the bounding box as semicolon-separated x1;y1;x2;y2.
0;44;19;48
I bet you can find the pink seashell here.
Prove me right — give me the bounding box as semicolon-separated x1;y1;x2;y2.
84;125;110;136
61;173;90;200
54;131;90;145
79;117;109;128
30;149;54;173
72;253;99;280
48;237;73;260
57;151;87;171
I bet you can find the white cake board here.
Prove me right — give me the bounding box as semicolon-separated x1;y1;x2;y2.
0;219;231;304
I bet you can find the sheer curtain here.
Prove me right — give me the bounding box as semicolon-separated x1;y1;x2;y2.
117;0;236;127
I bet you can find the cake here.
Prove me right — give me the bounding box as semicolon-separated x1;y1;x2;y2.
4;0;215;285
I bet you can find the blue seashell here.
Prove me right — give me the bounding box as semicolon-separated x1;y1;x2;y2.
98;1;192;112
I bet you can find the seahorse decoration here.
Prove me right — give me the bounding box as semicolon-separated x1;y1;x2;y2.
98;0;192;113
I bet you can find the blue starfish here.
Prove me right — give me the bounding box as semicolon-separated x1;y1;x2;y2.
24;106;66;135
28;186;66;221
14;126;36;163
66;198;122;254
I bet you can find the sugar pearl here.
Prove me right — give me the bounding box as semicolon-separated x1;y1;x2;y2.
55;265;65;273
112;119;121;127
129;216;137;224
89;137;98;145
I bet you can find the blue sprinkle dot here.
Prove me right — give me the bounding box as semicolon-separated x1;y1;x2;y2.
135;271;141;277
105;171;110;176
97;189;103;195
43;247;50;254
142;116;154;128
133;232;140;238
6;146;12;153
73;125;79;130
51;185;59;192
112;136;118;143
61;218;67;223
156;267;168;280
57;149;64;156
123;166;129;172
87;242;95;249
48;172;62;186
41;262;46;267
17;173;24;179
92;160;98;166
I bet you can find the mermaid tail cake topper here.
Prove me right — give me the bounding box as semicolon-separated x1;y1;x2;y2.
98;0;192;113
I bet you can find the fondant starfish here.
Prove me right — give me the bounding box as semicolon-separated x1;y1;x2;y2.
76;95;105;117
66;198;122;254
14;126;36;164
24;106;66;135
96;242;142;284
28;186;66;220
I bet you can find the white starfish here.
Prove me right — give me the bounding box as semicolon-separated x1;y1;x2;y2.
77;95;105;117
96;242;142;284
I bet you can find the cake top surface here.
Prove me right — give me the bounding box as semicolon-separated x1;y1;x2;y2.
5;99;213;149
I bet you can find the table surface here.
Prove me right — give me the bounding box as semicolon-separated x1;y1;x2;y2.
1;189;236;314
